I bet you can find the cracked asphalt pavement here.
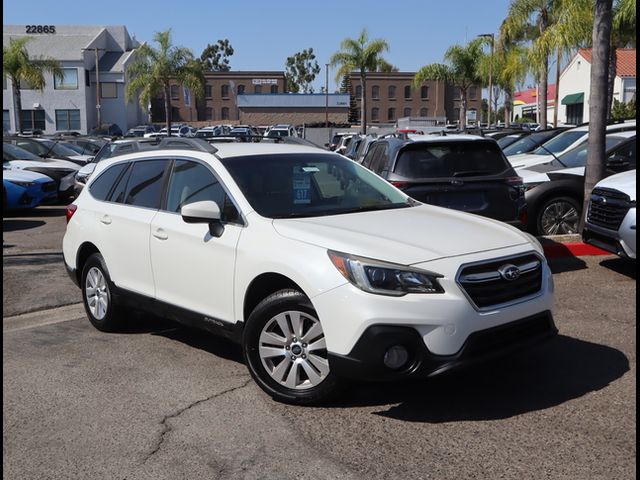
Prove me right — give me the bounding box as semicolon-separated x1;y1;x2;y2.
3;206;636;480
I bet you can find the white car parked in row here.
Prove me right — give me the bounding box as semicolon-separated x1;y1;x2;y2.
583;169;636;260
63;140;556;404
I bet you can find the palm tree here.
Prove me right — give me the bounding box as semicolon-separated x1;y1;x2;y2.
502;0;561;130
3;37;62;134
126;30;204;136
330;29;389;134
478;36;528;127
414;39;485;129
581;0;614;232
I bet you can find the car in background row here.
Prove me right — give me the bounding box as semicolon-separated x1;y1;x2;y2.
264;124;299;138
4;136;91;165
54;136;108;156
124;125;157;137
3;142;79;199
360;135;527;227
3;166;57;210
89;123;123;138
501;127;571;157
328;132;356;151
508;120;636;170
195;125;232;138
517;131;636;235
583;169;636;260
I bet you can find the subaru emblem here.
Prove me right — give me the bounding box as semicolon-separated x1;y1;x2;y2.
498;264;521;281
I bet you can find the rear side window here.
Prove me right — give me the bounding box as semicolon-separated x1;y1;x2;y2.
89;163;128;201
394;141;509;178
123;160;169;209
165;160;240;222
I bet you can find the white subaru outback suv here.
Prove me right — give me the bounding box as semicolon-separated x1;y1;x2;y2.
63;139;556;404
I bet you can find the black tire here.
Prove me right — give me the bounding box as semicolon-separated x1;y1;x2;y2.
243;289;342;405
535;196;581;236
80;252;123;332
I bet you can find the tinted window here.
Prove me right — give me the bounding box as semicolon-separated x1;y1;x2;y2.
361;144;380;168
533;130;586;155
89;163;128;201
502;130;565;156
221;153;410;219
166;160;239;222
394;141;509;178
123;160;169;209
550;135;634;169
109;163;132;204
370;144;389;175
3;143;40;161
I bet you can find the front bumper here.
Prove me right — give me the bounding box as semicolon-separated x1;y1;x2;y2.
583;208;636;260
328;311;557;380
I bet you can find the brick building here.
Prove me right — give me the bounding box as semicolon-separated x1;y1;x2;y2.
348;72;482;125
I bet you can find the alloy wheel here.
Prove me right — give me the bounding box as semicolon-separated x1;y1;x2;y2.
85;266;109;320
540;201;579;235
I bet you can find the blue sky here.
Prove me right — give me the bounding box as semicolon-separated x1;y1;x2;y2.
4;0;513;92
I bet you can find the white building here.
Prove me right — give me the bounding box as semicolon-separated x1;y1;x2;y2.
3;25;146;134
557;48;636;125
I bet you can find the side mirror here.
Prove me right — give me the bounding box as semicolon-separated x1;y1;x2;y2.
181;200;224;237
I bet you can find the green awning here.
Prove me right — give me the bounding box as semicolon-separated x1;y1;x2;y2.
561;93;584;105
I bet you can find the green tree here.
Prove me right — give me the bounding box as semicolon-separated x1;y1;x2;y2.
610;98;636;119
3;37;62;133
339;75;358;123
126;30;204;136
330;29;390;134
285;48;321;93
581;0;614;231
478;34;528;126
377;59;399;72
502;0;561;130
414;39;485;129
199;39;234;72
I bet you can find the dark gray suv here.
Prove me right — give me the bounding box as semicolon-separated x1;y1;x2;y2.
360;135;527;227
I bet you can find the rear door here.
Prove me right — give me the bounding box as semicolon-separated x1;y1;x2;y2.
392;141;521;221
89;158;171;297
149;158;243;323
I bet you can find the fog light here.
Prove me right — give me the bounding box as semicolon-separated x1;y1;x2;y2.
383;345;409;369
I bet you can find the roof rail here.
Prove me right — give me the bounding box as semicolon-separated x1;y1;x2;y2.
157;137;218;154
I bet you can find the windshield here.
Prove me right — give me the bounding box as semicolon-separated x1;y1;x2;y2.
36;140;80;157
497;134;523;149
394;141;510;178
92;143;120;163
267;130;288;138
3;143;41;161
532;130;586;155
221;153;411;219
503;130;565;156
549;135;632;169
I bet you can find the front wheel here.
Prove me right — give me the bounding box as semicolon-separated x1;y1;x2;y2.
243;289;342;405
536;196;581;236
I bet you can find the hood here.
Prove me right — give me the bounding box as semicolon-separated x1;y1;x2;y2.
6;158;80;171
594;169;636;200
509;153;552;169
3;169;52;183
273;204;531;265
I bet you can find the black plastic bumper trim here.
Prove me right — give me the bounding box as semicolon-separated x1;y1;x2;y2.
327;311;557;381
64;262;80;287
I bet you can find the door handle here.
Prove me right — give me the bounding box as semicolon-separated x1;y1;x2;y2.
152;228;168;240
100;215;112;225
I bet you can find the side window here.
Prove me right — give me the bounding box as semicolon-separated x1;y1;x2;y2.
88;163;128;201
362;145;379;168
370;144;389;175
166;160;240;222
607;140;636;172
123;160;169;209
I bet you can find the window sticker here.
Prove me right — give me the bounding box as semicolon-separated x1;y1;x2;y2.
293;166;312;204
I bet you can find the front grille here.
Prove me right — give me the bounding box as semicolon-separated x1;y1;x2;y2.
41;182;57;193
457;253;543;309
587;188;632;230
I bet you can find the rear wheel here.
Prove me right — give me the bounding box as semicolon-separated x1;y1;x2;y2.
536;196;581;235
243;289;342;404
81;253;123;332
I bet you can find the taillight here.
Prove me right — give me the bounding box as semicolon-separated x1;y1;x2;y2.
506;176;526;197
66;204;78;224
390;181;410;189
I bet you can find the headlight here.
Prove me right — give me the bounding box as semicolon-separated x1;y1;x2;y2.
328;250;444;296
10;180;36;187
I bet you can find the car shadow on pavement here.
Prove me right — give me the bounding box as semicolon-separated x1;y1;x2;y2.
546;255;588;274
330;335;629;421
3;207;68;218
153;325;244;363
599;257;636;280
2;219;46;232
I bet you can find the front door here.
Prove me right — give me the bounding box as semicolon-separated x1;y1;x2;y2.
149;159;243;323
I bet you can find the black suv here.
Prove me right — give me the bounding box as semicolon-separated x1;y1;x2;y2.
360;136;527;227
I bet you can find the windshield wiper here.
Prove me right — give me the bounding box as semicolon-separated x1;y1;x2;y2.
534;143;568;167
452;170;496;177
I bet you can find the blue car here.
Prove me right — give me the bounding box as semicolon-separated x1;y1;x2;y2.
3;168;58;210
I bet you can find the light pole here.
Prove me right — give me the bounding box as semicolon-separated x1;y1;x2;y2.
82;47;105;129
478;33;494;127
325;63;329;128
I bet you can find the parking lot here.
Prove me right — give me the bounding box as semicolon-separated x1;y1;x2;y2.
3;205;636;480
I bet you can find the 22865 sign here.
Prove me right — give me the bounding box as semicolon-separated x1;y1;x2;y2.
25;25;56;34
